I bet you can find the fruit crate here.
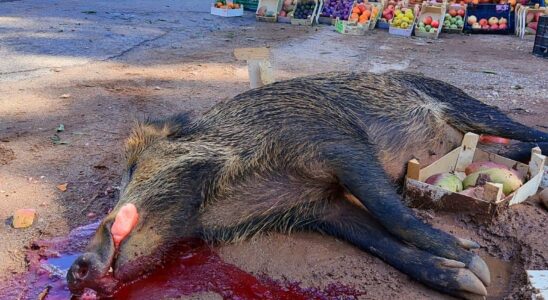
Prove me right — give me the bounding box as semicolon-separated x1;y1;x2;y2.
291;0;322;25
388;8;417;36
256;0;283;22
464;4;513;34
515;5;547;37
319;0;355;24
533;14;548;57
211;1;245;17
377;0;409;29
442;3;467;33
335;17;370;33
404;133;546;220
414;3;446;38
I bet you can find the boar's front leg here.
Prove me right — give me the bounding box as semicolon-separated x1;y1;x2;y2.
315;199;487;300
322;143;490;286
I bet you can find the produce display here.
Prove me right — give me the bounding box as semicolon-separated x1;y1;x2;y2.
380;0;405;24
321;0;354;20
424;161;524;199
390;8;415;29
294;0;317;19
443;7;466;30
349;2;380;24
467;15;508;30
214;1;241;9
279;0;297;18
417;14;441;33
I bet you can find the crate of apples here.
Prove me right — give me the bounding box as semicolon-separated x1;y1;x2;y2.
467;15;509;31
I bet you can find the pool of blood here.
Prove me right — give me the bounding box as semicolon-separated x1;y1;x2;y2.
0;223;365;300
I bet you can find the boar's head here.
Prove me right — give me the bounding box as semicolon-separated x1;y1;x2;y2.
67;116;215;296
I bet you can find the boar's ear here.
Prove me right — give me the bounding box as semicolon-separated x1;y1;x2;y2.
124;113;192;165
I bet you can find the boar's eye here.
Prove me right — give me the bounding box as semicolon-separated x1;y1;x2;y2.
128;164;136;179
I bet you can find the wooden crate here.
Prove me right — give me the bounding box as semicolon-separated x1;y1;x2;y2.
290;0;322;25
414;3;446;39
256;0;283;22
404;132;546;220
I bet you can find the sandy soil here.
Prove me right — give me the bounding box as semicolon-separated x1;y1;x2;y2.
0;1;547;299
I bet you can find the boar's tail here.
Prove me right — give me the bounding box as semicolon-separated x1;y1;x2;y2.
395;72;548;143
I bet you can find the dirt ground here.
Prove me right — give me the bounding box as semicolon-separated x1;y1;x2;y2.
0;0;547;299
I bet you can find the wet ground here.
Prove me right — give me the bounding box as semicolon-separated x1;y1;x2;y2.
0;0;547;299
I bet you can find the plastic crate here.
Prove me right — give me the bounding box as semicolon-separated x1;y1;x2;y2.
256;0;282;22
291;0;321;25
237;0;259;10
533;15;548;57
464;4;513;34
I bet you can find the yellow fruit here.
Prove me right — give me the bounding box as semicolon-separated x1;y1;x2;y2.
393;19;401;26
400;21;408;28
402;16;410;23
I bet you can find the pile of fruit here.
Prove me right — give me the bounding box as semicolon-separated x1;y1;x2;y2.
214;1;241;9
279;0;297;18
390;8;415;29
257;5;276;17
321;0;354;19
525;11;545;34
425;161;524;198
293;0;317;19
467;15;508;30
417;15;440;33
443;7;465;30
349;3;379;24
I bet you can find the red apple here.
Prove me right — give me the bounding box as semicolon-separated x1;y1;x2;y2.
424;16;433;25
481;24;490;29
449;9;457;16
490;23;499;30
479;18;488;26
498;23;508;30
431;20;439;28
457;9;465;16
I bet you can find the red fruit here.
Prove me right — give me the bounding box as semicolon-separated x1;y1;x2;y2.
424;16;433;25
490;24;499;30
458;9;465;16
431;20;439;28
498;23;508;30
449;9;457;17
479;18;488;26
481;24;490;29
528;21;538;30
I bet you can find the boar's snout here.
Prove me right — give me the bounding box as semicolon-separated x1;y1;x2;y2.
67;252;119;296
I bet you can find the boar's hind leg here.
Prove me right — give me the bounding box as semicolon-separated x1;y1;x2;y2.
322;144;490;287
315;199;487;300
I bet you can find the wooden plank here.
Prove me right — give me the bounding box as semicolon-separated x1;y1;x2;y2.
509;150;546;206
529;150;546;177
483;182;503;203
234;47;270;60
527;270;548;300
419;147;461;182
258;60;275;85
406;159;420;180
455;132;479;172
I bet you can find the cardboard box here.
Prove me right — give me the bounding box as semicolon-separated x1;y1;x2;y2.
404;132;546;220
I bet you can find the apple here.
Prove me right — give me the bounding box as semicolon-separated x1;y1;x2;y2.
449;9;457;16
467;15;477;25
499;17;507;24
424;15;433;25
479;18;488;26
490;23;499;29
499;23;508;30
472;22;481;29
431;20;439;28
482;24;490;29
488;17;499;25
458;9;465;17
